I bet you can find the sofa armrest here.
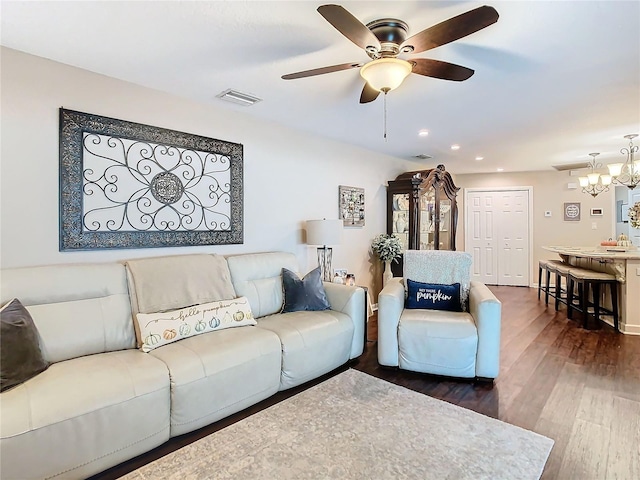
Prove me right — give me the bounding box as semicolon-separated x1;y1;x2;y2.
469;281;502;379
323;283;365;359
377;277;405;367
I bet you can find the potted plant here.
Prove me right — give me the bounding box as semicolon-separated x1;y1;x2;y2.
371;233;402;286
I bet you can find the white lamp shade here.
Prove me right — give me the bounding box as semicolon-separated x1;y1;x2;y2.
306;219;342;246
578;176;589;187
608;163;624;177
360;58;412;92
601;174;612;185
587;172;600;185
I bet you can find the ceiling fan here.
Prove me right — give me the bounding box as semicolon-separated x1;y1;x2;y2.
282;4;499;103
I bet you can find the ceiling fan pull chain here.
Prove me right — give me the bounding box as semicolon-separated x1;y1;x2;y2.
383;90;388;142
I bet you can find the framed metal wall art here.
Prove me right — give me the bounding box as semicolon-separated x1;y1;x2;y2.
59;108;243;250
339;185;365;227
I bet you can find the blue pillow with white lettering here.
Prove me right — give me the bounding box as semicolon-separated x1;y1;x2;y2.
405;279;462;312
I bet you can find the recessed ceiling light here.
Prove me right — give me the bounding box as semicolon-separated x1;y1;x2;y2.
497;168;504;172
451;144;460;150
475;156;484;161
418;130;429;137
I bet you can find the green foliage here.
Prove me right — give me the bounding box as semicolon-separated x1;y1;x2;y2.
371;234;402;263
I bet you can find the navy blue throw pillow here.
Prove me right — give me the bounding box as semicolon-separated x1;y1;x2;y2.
405;279;462;312
282;267;332;313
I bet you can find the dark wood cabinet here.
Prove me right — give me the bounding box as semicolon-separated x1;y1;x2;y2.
387;165;460;276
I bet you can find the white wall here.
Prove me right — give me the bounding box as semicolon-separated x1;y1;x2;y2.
0;47;417;297
453;170;616;285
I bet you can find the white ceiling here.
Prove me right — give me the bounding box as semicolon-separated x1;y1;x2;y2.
1;0;639;174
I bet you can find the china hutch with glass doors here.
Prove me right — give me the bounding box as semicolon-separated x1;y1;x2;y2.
386;165;460;276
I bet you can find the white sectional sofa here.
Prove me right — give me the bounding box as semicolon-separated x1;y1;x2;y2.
0;252;365;479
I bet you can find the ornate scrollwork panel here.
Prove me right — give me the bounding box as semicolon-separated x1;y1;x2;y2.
59;109;243;250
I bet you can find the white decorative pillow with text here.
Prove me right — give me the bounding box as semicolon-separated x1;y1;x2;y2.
136;296;256;352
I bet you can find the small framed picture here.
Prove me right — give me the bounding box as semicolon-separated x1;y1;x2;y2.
339;185;365;227
564;202;581;222
590;208;603;216
332;268;347;284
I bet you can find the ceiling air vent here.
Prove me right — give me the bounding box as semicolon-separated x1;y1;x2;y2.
552;162;589;171
413;154;433;160
216;89;262;106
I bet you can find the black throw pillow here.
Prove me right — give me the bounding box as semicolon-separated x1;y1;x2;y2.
405;279;462;312
0;298;49;392
281;267;332;313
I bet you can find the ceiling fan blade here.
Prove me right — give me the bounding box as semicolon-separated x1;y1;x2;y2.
401;5;499;54
411;58;474;81
359;82;380;104
282;62;364;80
317;4;381;51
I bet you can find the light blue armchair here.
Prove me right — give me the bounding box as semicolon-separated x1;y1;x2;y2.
377;250;502;380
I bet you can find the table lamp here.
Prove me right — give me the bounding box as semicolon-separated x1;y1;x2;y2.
306;219;342;282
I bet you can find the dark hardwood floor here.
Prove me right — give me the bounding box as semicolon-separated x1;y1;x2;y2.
91;286;640;480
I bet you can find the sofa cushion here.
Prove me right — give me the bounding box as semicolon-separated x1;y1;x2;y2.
282;267;331;313
0;350;170;480
405;280;462;312
0;263;136;362
398;309;478;378
257;310;353;390
136;297;257;352
149;326;282;437
0;298;49;392
227;252;299;318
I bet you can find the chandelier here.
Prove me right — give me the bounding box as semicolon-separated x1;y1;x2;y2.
578;153;612;197
607;134;639;189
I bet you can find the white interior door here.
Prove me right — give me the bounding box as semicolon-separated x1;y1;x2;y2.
496;190;529;286
466;191;498;284
465;188;531;286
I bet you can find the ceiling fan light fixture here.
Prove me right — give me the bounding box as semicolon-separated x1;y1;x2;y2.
360;58;412;92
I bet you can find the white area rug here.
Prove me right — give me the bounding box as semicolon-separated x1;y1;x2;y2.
122;369;553;479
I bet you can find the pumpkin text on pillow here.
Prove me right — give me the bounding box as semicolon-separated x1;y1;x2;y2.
405;279;462;312
135;296;256;352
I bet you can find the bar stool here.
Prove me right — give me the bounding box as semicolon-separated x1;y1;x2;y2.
541;260;558;305
538;259;571;311
551;261;572;311
567;269;619;332
538;259;553;301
